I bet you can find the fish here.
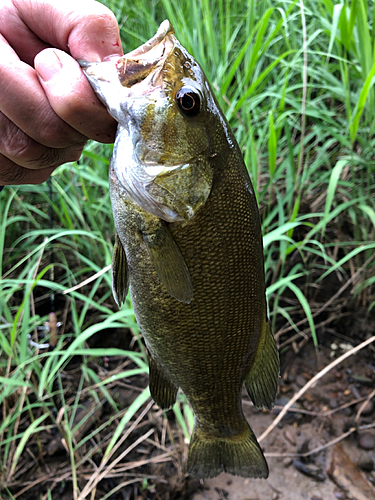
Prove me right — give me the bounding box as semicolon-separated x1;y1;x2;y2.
79;20;279;479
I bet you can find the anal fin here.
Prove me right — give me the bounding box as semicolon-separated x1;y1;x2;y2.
245;321;279;410
143;223;193;304
112;233;129;307
148;353;178;410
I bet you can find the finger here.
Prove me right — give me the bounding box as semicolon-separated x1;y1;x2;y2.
35;49;117;143
0;0;51;66
2;0;122;62
0;154;56;186
0;111;84;170
0;35;88;149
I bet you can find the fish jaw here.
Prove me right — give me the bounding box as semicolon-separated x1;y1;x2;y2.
78;20;175;122
78;57;125;124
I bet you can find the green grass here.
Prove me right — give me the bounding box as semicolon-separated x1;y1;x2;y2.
1;0;375;497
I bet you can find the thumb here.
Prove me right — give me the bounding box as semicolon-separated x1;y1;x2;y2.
35;48;117;143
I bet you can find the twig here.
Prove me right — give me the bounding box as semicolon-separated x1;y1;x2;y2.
324;396;367;417
258;335;375;443
98;478;145;500
78;428;154;500
78;400;153;499
355;388;375;423
278;312;352;348
265;422;375;459
63;265;111;294
359;423;375;431
79;452;174;478
244;396;367;418
14;470;72;498
265;427;356;458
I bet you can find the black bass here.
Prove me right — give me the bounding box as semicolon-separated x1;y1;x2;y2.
80;20;279;479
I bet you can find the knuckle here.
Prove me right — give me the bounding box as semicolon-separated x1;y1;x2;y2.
27;142;84;169
0;159;27;184
0;157;56;185
36;125;66;149
2;124;32;160
0;111;86;171
27;148;62;169
67;147;84;163
35;106;85;148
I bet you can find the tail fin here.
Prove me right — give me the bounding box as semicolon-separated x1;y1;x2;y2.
187;421;268;479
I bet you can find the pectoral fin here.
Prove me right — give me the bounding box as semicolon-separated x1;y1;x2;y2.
148;353;178;409
244;320;279;410
112;234;129;307
143;223;193;304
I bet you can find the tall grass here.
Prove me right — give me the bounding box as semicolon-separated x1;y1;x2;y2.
1;0;375;497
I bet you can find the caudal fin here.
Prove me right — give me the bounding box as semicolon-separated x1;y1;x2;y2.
187;421;268;479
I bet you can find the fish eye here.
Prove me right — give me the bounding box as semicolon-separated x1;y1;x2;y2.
176;87;201;117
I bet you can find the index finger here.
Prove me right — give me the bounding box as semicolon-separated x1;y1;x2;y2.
1;0;123;63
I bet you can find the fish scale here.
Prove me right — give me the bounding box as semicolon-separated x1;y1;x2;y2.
80;19;279;479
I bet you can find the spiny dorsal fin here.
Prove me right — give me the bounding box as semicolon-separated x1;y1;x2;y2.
112;233;129;307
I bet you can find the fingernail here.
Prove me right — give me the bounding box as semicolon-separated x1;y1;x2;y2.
35;50;63;82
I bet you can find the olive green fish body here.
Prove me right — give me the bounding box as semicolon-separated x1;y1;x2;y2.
81;20;279;479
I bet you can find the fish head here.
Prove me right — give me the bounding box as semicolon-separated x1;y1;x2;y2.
80;20;225;222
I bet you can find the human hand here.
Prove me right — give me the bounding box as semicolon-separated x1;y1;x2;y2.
0;0;123;186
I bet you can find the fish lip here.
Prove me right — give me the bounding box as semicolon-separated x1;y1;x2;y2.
78;58;121;86
125;20;174;59
77;54;121;70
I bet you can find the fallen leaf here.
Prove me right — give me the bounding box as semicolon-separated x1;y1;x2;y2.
327;443;375;500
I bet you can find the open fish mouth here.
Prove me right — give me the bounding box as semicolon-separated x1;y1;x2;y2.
124;20;174;59
115;20;175;88
78;20;175;90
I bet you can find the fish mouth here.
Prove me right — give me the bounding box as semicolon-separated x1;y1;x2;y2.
123;20;174;59
115;20;175;88
78;20;176;110
79;20;175;88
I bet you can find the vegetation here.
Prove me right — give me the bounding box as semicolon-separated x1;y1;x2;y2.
1;0;374;498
